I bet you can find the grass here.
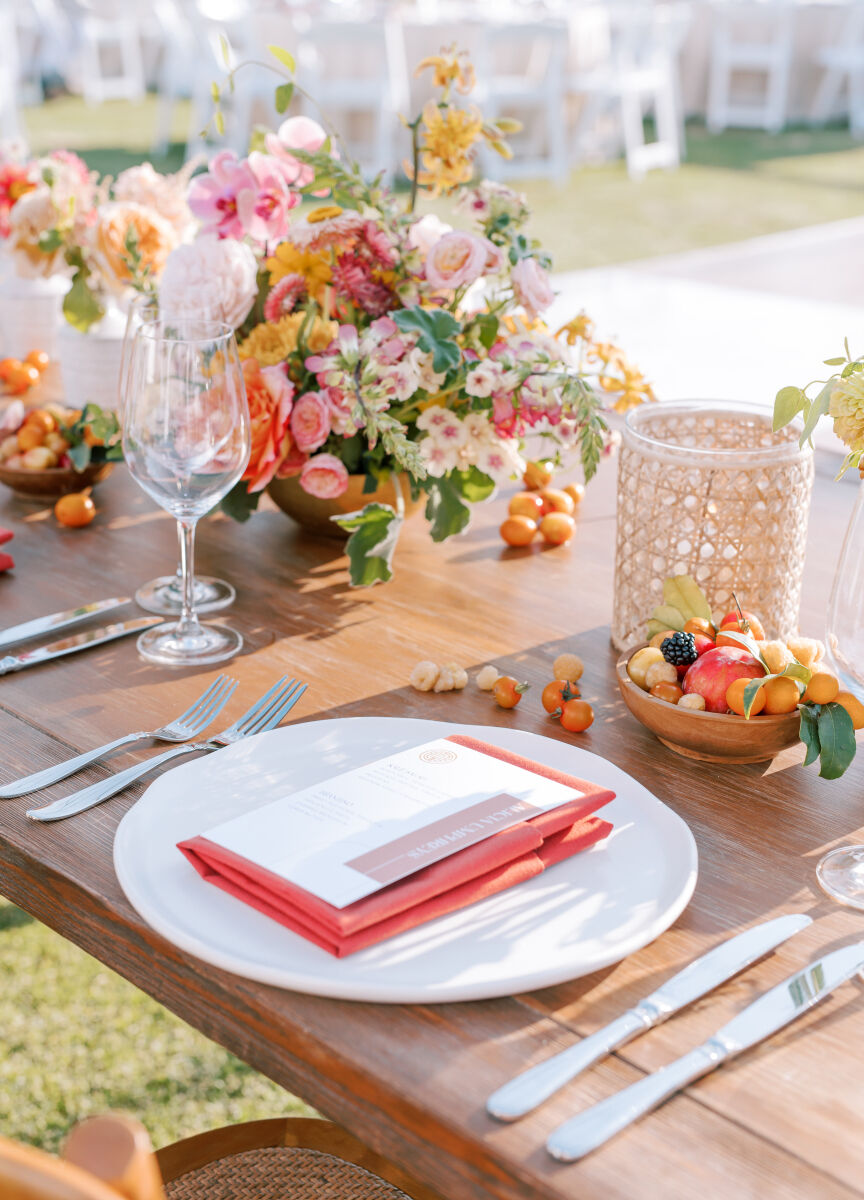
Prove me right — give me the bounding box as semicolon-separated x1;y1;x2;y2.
5;92;864;1154
23;95;864;271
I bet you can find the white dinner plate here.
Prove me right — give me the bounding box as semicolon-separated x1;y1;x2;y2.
114;718;698;1003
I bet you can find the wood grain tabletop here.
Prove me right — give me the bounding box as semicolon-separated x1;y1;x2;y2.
0;449;862;1200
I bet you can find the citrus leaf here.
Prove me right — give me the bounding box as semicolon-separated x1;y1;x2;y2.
816;702;856;779
781;661;812;686
267;44;296;73
334;503;402;586
742;676;768;719
717;628;765;663
773;385;806;431
799;704;821;767
275;82;294;115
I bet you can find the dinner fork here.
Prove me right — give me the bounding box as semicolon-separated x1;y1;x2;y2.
26;676;307;822
0;675;237;798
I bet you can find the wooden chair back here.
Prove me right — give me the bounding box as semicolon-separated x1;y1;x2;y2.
0;1115;165;1200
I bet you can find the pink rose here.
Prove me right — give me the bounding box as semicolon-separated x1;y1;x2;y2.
265;115;328;191
425;231;489;290
300;452;349;498
408;212;452;256
511;257;554;317
290;390;332;453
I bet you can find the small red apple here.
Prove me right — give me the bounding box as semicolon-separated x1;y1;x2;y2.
692;634;715;657
719;610;766;641
682;646;765;713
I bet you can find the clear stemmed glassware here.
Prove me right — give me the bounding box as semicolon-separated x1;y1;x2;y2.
119;295;239;616
816;479;864;907
123;317;251;666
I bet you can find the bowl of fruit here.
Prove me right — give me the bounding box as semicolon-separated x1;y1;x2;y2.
616;575;862;767
0;401;121;498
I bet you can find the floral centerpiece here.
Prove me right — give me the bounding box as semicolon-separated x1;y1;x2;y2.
775;342;864;477
0;142;194;331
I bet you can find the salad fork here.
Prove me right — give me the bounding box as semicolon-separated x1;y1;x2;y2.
27;676;307;822
0;675;237;798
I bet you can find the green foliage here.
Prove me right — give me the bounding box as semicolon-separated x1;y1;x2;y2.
275;83;294;115
37;228;63;254
62;267;104;333
220;481;261;523
60;404;122;469
473;312;499;351
452;465;495;503
798;701;857;779
267;44;296;73
424;475;471;542
393;307;462;374
334;503;403;586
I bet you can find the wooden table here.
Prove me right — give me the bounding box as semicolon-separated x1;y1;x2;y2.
1;453;863;1200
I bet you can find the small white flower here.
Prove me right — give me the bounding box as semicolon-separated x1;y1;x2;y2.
465;361;499;399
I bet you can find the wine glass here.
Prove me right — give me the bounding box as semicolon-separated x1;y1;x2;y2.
816;479;864;907
120;294;239;616
123;318;251;666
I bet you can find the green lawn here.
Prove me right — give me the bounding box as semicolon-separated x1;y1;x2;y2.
4;93;864;1155
23;95;864;271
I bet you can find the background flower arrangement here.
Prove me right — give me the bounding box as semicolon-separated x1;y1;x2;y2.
775;340;864;476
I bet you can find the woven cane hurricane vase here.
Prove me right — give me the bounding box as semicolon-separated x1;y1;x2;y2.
612;402;813;650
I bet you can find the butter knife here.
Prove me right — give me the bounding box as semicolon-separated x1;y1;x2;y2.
547;938;864;1161
0;597;131;649
487;913;812;1121
0;617;161;675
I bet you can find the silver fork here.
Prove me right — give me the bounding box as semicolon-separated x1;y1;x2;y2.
0;675;237;799
26;676;307;822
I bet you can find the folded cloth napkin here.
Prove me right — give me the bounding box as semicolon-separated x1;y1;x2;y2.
0;527;13;573
178;733;615;957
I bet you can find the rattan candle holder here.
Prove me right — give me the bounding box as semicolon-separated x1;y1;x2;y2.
611;403;813;651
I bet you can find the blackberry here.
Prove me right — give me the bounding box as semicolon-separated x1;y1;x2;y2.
661;631;697;667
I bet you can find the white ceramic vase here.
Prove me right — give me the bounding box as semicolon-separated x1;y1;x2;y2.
56;304;126;414
0;270;69;360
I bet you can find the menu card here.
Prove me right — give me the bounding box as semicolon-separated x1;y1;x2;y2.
198;737;588;909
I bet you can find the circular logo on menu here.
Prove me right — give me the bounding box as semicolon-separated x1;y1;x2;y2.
418;748;458;764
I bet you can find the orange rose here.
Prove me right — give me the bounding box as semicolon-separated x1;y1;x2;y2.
241;358;295;492
94;201;178;288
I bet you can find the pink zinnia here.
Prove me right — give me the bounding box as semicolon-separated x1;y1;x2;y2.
264;273;306;322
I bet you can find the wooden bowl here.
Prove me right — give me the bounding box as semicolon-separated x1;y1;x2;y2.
0;460;115;499
616;646;801;764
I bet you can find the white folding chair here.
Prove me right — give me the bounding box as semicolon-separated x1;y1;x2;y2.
569;4;690;180
296;17;409;179
706;0;794;132
73;0;147;106
0;0;22;142
473;20;570;183
810;0;864;134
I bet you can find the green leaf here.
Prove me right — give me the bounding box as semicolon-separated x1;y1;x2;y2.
393;307;462;374
220;481;261;523
424;476;471;542
62;271;104;333
715;628;766;664
798;379;833;446
67;441;91;471
267;44;296;73
474;312;499;351
799;705;822;767
210;81;220;103
219;33;231;67
824;357;846;366
275;82;294;115
215;110;225;136
79;403;120;445
816;702;856;779
334;503;402;586
362;471;380;495
742;677;768;719
773;386;806;432
37;228;62;253
452;466;495;503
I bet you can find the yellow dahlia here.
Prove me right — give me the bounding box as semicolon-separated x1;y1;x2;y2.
238;312;337;366
266;242;332;297
830;373;864;455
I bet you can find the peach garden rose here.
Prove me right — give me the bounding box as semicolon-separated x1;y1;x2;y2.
424;230;490;290
240;358;295;492
300;452;349;498
290;391;331;453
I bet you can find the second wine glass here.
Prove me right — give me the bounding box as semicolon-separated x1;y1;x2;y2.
123;318;251;666
120;294;239;616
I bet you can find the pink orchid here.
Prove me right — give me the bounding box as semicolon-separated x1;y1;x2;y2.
237;151;302;245
265;115;328;191
188;150;259;240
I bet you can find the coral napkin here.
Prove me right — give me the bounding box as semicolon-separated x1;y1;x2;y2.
178;734;615;957
0;527;13;573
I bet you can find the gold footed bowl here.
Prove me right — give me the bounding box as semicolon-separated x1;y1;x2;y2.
267;473;424;539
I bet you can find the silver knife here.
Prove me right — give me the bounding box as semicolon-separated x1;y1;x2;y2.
0;597;131;649
0;617;161;675
487;913;812;1121
546;939;864;1162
